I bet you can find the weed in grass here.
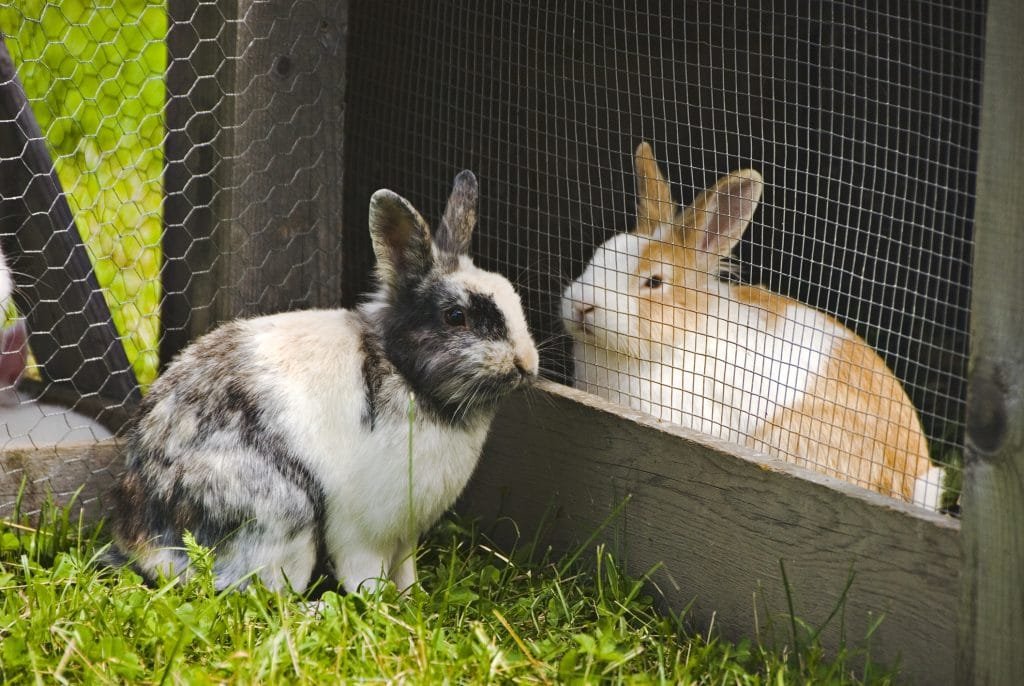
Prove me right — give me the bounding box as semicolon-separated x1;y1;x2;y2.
1;496;898;684
758;560;893;685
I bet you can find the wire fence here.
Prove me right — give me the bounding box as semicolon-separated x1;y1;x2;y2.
1;0;984;511
344;0;982;510
1;0;162;447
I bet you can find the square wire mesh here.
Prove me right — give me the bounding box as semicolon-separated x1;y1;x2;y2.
343;1;983;510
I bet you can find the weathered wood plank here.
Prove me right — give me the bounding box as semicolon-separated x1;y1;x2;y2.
0;36;140;407
0;439;121;522
462;381;961;685
958;0;1024;683
161;0;348;365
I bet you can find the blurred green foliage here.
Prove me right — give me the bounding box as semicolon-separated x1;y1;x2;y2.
1;0;166;388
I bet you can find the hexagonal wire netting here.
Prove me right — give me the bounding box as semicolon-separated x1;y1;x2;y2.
2;0;163;452
0;1;982;513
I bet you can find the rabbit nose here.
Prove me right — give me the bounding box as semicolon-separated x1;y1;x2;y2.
574;303;595;320
514;357;536;381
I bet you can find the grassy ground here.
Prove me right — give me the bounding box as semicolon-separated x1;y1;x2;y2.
0;499;896;684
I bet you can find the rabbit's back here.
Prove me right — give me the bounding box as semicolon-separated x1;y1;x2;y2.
746;304;934;503
117;311;341;587
660;286;834;440
682;285;935;503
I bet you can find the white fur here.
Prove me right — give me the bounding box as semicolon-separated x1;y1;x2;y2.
125;308;505;593
563;235;846;443
0;251;11;306
246;310;498;592
453;258;539;375
913;466;945;510
563;233;643;357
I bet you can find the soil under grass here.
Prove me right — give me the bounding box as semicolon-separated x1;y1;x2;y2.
0;500;897;684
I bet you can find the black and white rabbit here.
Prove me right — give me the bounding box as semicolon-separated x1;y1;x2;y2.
111;171;539;593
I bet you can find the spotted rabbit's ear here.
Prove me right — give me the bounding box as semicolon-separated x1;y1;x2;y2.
368;189;434;294
634;142;676;236
436;170;478;258
685;169;764;258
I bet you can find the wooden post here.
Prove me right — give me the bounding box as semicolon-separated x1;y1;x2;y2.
0;36;140;408
958;0;1024;683
0;440;121;521
161;0;348;366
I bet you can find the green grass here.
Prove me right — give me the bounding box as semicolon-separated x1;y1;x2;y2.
0;499;897;684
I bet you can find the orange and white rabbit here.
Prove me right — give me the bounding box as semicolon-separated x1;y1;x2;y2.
561;142;941;508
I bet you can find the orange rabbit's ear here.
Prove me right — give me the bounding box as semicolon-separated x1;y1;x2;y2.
687;169;763;257
633;142;676;236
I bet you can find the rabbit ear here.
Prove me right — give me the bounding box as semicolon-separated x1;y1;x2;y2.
436;170;478;256
369;189;434;291
634;142;676;236
687;169;763;257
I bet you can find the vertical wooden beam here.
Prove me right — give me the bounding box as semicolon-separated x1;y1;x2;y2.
958;1;1024;683
0;36;140;407
160;0;224;367
161;0;348;366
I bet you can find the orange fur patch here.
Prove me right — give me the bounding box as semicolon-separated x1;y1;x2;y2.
749;330;931;501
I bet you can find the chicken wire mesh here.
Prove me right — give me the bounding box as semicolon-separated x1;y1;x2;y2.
343;1;982;511
0;0;345;464
0;0;983;514
1;0;163;451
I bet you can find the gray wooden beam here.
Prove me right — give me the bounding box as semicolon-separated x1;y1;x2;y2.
162;0;348;366
958;0;1024;683
0;439;120;522
463;381;961;685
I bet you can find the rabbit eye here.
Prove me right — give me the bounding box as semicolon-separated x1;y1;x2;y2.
644;275;664;289
444;307;467;327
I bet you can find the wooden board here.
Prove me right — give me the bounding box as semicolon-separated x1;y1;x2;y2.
460;380;961;685
958;0;1024;682
162;0;349;364
0;439;121;523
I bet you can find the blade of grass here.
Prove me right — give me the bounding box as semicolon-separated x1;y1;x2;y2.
557;494;631;575
492;608;549;681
